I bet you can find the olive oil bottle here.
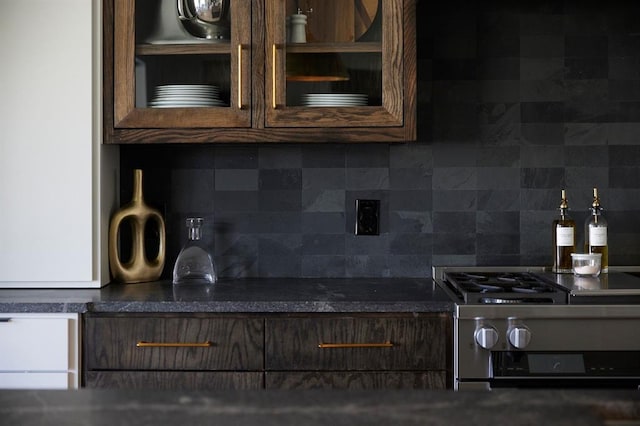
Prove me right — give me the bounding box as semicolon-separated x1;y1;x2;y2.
552;189;576;273
585;187;608;273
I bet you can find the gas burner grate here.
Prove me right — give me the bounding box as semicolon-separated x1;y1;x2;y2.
444;271;567;304
453;272;556;294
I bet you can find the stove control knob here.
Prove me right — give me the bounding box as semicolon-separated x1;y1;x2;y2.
474;326;499;350
508;326;531;349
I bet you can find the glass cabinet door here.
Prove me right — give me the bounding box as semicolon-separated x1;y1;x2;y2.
265;0;404;128
113;0;251;129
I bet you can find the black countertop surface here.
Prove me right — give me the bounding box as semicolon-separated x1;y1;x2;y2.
0;278;454;313
1;389;638;426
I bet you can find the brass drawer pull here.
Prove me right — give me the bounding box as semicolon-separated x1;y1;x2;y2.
271;44;285;109
136;341;212;348
318;341;394;349
238;44;243;109
272;44;277;109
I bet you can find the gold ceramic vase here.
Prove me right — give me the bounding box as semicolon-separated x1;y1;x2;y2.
108;169;166;283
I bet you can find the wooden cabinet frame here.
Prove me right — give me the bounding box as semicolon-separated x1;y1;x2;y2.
111;0;252;129
265;0;406;128
103;0;416;143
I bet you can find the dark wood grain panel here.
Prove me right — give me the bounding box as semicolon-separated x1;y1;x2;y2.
251;0;266;129
86;371;263;390
102;0;115;144
380;0;403;122
265;371;447;390
113;0;135;125
85;314;264;370
111;126;410;143
266;106;403;128
403;0;417;141
136;44;232;56
83;312;452;390
285;42;381;53
265;315;450;371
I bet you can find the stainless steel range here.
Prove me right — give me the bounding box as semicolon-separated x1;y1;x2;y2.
433;266;640;390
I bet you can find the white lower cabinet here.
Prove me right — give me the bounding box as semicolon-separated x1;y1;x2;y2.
0;313;80;389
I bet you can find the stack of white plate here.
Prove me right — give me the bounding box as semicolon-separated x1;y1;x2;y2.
149;84;226;108
302;93;368;107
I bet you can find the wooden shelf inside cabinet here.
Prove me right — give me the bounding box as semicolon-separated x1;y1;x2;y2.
136;43;232;56
285;42;381;54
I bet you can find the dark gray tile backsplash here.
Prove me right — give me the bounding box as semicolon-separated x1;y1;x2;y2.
120;0;640;278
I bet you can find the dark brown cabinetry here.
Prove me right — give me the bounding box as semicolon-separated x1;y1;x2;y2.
83;314;264;390
265;315;450;389
103;0;416;143
83;313;451;390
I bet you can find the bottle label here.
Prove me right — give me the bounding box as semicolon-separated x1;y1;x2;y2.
589;226;607;246
556;227;574;247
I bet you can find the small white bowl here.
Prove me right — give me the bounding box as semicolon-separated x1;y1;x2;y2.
571;253;602;277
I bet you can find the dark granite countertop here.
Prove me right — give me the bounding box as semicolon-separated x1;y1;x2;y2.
0;278;454;314
1;389;638;425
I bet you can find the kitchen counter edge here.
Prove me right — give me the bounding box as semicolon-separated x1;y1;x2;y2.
0;278;455;314
1;389;638;426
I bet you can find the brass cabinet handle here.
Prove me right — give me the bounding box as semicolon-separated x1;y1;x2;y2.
136;341;212;348
272;44;277;109
318;341;394;349
238;44;243;109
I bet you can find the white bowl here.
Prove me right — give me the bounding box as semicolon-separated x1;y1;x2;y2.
571;253;602;277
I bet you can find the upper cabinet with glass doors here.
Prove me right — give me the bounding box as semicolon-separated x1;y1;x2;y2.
104;0;416;143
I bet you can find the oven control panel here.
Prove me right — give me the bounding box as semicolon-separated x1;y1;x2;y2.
472;317;532;350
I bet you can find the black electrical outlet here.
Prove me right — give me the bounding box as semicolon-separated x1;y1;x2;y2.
355;199;380;235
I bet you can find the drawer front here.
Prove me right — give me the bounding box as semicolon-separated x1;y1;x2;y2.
0;317;69;371
85;315;264;370
85;371;263;390
265;371;447;390
265;316;449;371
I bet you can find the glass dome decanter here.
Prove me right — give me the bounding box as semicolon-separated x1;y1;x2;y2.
172;217;217;285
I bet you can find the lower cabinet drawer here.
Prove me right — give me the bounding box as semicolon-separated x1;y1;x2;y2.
85;371;263;390
0;313;79;390
83;313;452;390
265;316;449;371
0;317;70;371
265;371;447;390
84;315;264;371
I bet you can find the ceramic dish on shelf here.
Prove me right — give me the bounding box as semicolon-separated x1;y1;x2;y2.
302;93;368;107
304;93;367;98
149;84;226;108
303;101;367;106
156;84;218;89
149;101;226;107
154;94;220;98
155;88;220;94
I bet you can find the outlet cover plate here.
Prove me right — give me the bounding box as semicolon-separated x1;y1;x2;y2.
355;199;380;235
